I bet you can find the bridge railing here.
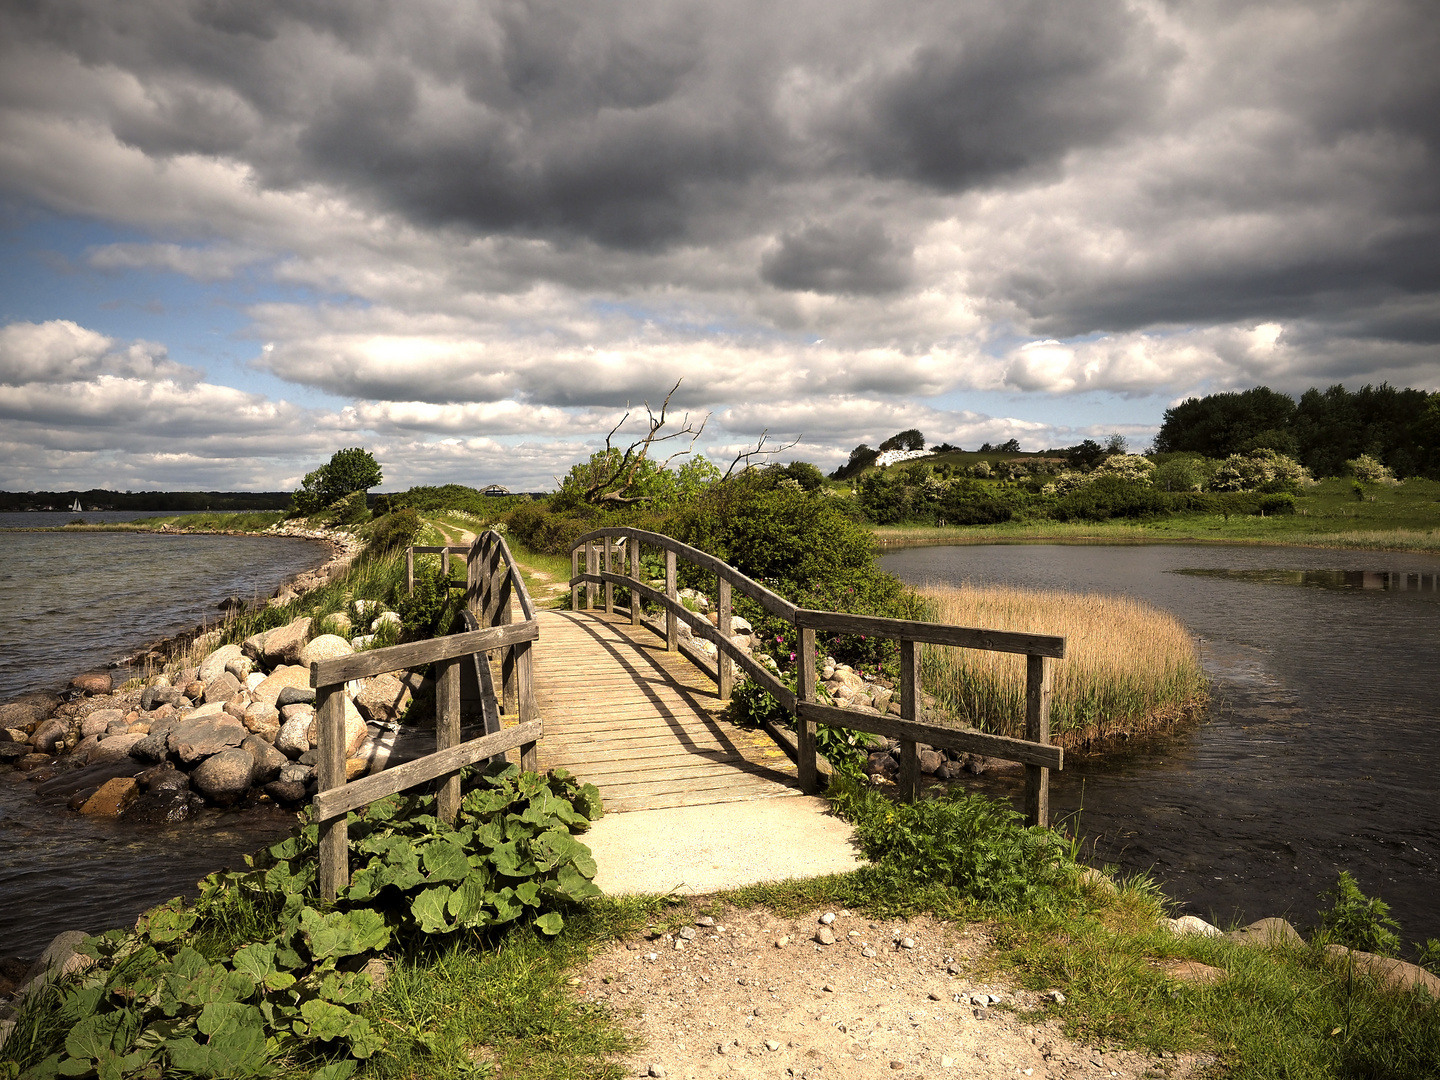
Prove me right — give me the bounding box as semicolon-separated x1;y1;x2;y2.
569;527;1065;827
309;530;542;898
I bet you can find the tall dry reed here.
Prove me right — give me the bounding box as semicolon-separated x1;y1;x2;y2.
918;582;1207;745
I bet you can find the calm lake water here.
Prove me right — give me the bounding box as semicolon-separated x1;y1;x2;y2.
879;543;1440;945
0;528;329;957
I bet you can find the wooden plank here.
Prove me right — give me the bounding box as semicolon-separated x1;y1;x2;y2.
717;576;732;701
310;621;538;687
572;527;800;622
665;549;678;652
556;760;774;786
602;786;801;813
316;685;348;898
590;770;793;800
797;626;817;794
898;640;920;802
490;532;537;622
312;721;545;822
794;700;1063;770
1024;654;1053;829
797;610;1066;659
436;657;461;825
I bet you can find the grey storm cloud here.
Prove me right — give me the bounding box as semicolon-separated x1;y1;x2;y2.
0;0;1437;458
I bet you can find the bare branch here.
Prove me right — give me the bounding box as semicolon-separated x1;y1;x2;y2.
579;379;712;505
722;430;802;480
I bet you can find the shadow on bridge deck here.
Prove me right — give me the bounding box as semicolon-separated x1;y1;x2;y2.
531;609;801;814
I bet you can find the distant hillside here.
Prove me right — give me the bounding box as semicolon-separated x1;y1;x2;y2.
0;490;293;512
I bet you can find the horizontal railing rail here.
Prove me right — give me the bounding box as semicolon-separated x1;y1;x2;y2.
310;531;542;898
568;527;1064;827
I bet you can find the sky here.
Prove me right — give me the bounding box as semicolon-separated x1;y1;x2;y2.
1;0;1437;493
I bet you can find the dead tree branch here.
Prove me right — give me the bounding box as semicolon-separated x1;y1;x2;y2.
722;430;801;480
583;380;709;504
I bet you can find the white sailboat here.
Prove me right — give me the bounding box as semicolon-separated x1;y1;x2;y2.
71;498;82;512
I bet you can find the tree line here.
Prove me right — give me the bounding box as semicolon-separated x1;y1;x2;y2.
1155;383;1440;478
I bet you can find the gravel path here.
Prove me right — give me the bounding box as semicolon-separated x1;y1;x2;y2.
577;905;1209;1080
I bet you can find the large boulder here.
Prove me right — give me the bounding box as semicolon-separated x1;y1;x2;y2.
140;686;186;711
168;715;247;765
299;634;354;668
30;718;69;755
264;779;308;805
70;671;112;696
241;735;287;784
225;655;255;682
253;666;311;708
80;709;125;738
80;777;139;817
243;703;280;742
261;617;313;668
197;644;243;686
241;629;269;662
0;701;44;730
354;674;410;724
86;732;146;766
304;699;368;757
276;712;312;759
276;685;316;708
191;749;255;805
203;671;242;705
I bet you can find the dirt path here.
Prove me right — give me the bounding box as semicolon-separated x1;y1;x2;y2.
577;905;1207;1080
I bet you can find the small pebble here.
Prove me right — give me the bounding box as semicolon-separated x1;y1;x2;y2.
900;937;916;950
645;952;658;962
776;935;791;948
861;948;877;958
695;916;715;927
1045;989;1067;1004
820;912;836;925
678;926;696;940
973;1007;990;1021
823;984;835;993
928;991;941;1001
815;927;836;945
647;1066;666;1078
766;1040;780;1052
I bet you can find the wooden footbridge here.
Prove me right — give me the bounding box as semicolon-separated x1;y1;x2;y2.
308;529;1065;898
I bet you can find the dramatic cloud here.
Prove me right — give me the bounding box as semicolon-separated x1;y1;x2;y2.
0;0;1436;489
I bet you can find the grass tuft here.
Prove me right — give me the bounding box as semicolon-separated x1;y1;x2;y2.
917;582;1208;743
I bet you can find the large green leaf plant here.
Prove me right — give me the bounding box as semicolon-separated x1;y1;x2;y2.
12;766;602;1079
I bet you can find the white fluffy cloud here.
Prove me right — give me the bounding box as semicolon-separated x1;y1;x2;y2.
0;0;1436;490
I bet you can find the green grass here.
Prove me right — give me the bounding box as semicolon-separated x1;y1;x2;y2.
874;477;1440;553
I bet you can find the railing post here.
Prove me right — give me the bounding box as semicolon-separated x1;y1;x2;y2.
665;548;678;652
898;639;921;802
571;546;581;612
717;576;733;700
586;542;597;610
498;563;516;716
1024;654;1054;828
436;656;461;826
317;683;348;899
797;624;817;793
604;536;615;615
406;546;415;596
518;638;539;773
466;538;483;620
441;547;450;583
629;536;642;627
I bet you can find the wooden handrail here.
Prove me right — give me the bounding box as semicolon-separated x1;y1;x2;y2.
568;526;1064;827
314;530;543;899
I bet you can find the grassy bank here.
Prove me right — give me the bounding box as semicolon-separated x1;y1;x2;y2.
917;584;1208;744
872;477;1440;553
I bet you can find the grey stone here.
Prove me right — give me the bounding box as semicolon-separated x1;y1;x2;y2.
815;926;836;945
197;644;243;686
29;718;68;754
276;712;312;759
275;685;316;708
80;709;124;738
191;748;255;804
298;634;353;668
17;931;92;998
224;655;255;682
263;779;308;804
140;686;185;711
129;732;170;763
1227;918;1304;949
203;671;241;705
168;715;247;765
243;703;281;742
240;629;270;662
0;701;44;729
279;761;314;784
298;748;319;766
253;665;310;707
354;674;410;724
260;617;312;668
918;749;944;775
86;732;145;766
242;735;287;783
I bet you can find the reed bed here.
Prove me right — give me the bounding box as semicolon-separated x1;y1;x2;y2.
918;582;1207;746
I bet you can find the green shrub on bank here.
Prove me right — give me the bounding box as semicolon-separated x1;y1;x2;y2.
4;767;603;1078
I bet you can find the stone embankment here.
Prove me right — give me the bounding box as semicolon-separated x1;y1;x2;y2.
0;603;426;821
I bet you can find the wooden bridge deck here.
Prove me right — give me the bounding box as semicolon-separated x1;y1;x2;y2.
527;609;801;814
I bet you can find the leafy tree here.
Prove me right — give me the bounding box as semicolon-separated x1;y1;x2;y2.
1154;386;1298;457
292;448;383;514
995;438;1022;453
1062;439;1108;470
830;444;880;480
878;428;926;452
778;460;826;491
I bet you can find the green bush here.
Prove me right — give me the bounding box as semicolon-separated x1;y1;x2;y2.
364;508;422;554
829;776;1079;910
395;565;460;640
1049;474;1172;521
1318;871;1401;956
